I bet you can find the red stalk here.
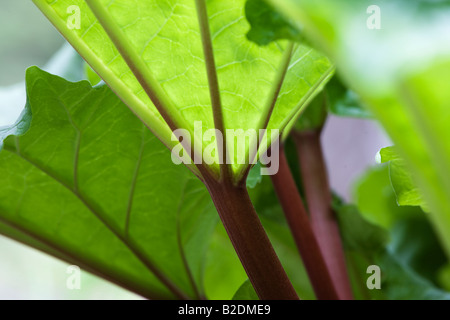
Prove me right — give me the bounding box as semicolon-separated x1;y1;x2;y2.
293;130;353;300
270;144;339;300
204;176;299;300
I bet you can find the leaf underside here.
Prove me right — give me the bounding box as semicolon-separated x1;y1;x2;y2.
33;0;333;180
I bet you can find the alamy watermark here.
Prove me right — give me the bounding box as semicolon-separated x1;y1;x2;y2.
366;265;381;290
67;5;81;30
66;265;81;290
367;5;381;30
170;121;280;176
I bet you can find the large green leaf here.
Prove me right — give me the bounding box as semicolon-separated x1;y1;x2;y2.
33;0;333;180
0;67;219;300
268;0;450;256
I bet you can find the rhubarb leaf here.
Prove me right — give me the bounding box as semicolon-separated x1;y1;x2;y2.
0;67;218;300
33;0;333;180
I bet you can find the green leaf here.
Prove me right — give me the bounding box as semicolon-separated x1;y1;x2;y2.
245;162;262;188
0;104;31;151
377;250;450;300
379;146;428;210
84;63;102;86
389;161;426;209
294;75;370;132
336;204;389;254
293;91;327;132
438;264;450;292
269;0;450;256
232;279;259;300
354;165;416;229
326;76;370;119
203;223;247;299
389;217;447;284
259;214;315;299
33;0;333;180
335;195;450;299
0;67;219;300
245;0;303;46
378;146;401;163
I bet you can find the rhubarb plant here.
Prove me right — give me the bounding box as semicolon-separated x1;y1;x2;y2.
1;0;336;300
1;0;450;300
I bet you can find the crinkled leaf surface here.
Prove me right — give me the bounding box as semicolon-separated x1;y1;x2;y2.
269;0;450;256
33;0;333;179
0;67;219;300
